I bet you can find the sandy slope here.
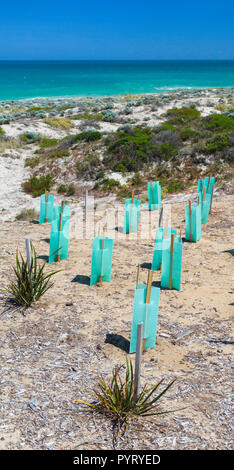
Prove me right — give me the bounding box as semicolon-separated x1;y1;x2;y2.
0;189;233;450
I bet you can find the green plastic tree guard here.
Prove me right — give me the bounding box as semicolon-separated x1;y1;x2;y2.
151;227;177;271
197;177;215;195
148;182;161;211
185;202;202;242
40;193;54;223
129;283;160;353
48;204;70;263
53;204;70;221
123;198;141;233
197;189;212;224
161;236;183;291
90;236;114;286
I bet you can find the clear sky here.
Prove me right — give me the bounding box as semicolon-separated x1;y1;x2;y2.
0;0;233;60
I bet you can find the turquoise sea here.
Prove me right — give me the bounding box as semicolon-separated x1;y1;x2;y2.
0;60;233;101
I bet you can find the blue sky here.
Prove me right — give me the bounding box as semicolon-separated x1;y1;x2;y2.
0;0;233;60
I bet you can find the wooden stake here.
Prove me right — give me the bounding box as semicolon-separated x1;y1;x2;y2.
57;201;64;261
189;200;192;241
169;233;175;289
85;189;88;223
133;322;143;402
98;229;106;285
142;270;153;352
45;191;49;222
136;264;140;289
151;182;154;207
129;191;134;234
202;186;206;202
209;185;214;214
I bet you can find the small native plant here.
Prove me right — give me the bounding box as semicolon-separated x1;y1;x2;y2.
76;358;177;431
4;243;59;307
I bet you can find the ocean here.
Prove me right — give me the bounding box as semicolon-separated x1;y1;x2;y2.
0;60;233;101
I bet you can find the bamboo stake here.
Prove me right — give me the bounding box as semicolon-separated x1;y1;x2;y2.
98;228;106;285
129;191;134;234
85;189;88;223
142;270;153;352
189;200;192;241
202;186;206;202
133;322;143;402
151;182;154;208
209;185;214;214
169;233;175;289
45;191;49;223
57;201;64;261
136;264;140;289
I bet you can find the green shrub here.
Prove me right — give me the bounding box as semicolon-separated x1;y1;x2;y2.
0;126;5;136
202;134;229;154
20;132;42;143
74;131;102;142
180;128;198;141
166;181;186;193
39;137;60;148
203;113;234;131
66;184;75;196
57;183;75;196
15;208;38;221
3;242;59;307
49;150;69;159
166;107;201;124
22;174;55;197
73;114;103;120
131;172;143;186
157;143;178;161
158;123;178;133
24;156;40;168
99;178;121;192
75;357;176;431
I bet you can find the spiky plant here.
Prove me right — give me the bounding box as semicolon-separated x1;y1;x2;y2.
76;357;178;430
4;242;59;307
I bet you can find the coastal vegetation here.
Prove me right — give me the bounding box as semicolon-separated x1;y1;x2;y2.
0;89;233;199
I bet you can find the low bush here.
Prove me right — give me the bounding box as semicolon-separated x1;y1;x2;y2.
74;131;102;142
203;113;234;131
202;134;229;154
15;208;38;221
19;132;42;143
22;174;55;197
166;107;201;124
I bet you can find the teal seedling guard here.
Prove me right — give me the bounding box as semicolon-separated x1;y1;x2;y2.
148;182;161;211
53;203;70;221
123;198;141;233
130;272;160;353
197;177;215;195
49;203;70;263
161;234;183;291
40;192;54;223
90;235;114;286
151;227;177;271
185;201;202;242
197;188;211;224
